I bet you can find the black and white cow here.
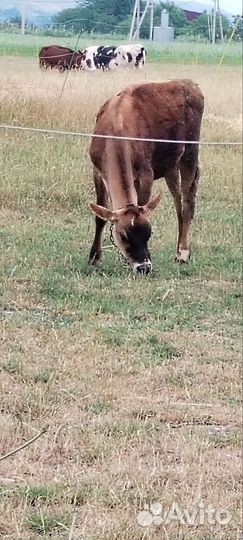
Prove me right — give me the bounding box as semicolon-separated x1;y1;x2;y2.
113;44;146;68
80;43;146;72
94;45;117;70
81;45;117;71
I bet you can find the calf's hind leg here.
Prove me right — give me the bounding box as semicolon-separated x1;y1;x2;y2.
165;168;182;257
89;168;108;265
176;162;200;263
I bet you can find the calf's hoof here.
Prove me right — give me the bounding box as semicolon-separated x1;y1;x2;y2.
175;249;190;264
88;249;102;265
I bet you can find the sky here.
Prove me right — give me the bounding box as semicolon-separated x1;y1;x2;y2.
2;0;243;16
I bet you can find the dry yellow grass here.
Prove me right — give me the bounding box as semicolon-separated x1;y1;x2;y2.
0;56;242;129
0;56;242;539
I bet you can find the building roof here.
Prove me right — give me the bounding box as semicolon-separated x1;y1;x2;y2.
174;1;231;17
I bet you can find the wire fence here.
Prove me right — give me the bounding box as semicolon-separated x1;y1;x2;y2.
0;123;242;146
39;50;83;59
1;13;242;40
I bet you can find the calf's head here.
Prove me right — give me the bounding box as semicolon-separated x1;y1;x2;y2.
90;192;162;274
80;50;96;71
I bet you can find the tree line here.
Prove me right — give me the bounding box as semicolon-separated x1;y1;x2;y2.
53;0;242;41
1;0;242;41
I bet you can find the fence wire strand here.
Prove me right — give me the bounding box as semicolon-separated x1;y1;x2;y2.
0;123;242;146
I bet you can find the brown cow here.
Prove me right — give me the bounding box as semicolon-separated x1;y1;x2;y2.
39;45;84;71
89;79;204;274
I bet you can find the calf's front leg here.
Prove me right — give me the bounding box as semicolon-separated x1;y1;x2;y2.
89;169;108;265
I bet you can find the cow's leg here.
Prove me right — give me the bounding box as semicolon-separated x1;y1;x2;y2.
176;160;200;263
89;169;108;265
165;168;182;257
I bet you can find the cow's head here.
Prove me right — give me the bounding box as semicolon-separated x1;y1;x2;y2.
90;192;162;274
80;49;96;71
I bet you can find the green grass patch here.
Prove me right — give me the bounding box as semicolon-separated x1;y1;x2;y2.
22;485;60;505
89;400;111;415
209;430;241;448
33;370;55;384
0;32;242;65
1;358;23;375
26;511;71;535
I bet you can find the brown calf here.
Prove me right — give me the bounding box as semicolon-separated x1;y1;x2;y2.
89;79;204;274
39;45;84;71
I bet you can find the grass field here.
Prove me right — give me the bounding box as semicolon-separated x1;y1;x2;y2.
0;51;242;540
0;31;242;65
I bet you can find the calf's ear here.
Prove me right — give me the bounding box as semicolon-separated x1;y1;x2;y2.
144;192;163;212
90;202;116;221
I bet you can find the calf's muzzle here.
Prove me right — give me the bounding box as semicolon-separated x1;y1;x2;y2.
133;260;152;275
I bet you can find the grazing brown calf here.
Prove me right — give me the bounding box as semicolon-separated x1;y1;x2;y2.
89;79;204;274
39;45;84;71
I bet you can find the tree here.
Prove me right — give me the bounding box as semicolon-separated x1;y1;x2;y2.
114;15;132;36
10;15;21;27
190;11;231;41
232;15;243;41
54;0;134;34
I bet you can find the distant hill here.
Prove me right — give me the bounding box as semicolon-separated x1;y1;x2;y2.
0;7;20;20
0;6;54;27
0;1;68;26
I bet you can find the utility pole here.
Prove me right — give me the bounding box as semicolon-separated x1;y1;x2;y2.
212;0;216;44
129;0;154;41
149;0;154;40
207;12;212;42
137;0;151;33
217;0;224;42
211;0;224;44
136;0;140;38
21;1;26;35
129;0;138;40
